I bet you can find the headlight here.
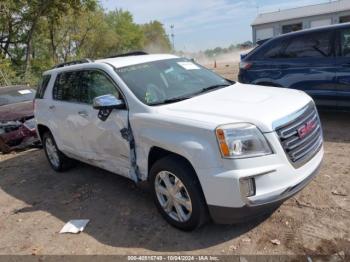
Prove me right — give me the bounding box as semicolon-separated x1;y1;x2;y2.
216;123;272;159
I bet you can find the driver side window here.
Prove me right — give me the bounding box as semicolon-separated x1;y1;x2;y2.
80;70;120;104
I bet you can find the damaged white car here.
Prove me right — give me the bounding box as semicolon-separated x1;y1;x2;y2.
34;53;324;230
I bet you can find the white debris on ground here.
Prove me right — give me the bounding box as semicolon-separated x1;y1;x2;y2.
59;219;90;234
270;239;281;245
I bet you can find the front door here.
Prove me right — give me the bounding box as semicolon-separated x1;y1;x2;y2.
75;69;131;178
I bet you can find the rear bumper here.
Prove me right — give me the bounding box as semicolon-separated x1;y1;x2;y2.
208;161;321;224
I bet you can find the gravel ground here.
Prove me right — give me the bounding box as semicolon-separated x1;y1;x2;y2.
0;64;349;256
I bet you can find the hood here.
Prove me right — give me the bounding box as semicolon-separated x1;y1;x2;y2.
158;83;312;132
0;101;34;122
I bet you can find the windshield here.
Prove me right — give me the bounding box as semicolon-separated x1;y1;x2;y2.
115;58;232;105
0;88;36;106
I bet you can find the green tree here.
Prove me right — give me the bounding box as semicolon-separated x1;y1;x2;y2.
0;2;172;86
142;21;171;53
105;9;144;53
0;0;97;82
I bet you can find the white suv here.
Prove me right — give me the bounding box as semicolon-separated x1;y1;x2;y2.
34;53;324;230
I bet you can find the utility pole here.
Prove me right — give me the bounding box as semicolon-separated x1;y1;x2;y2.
170;24;175;52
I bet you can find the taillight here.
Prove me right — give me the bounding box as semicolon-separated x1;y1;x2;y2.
239;61;252;70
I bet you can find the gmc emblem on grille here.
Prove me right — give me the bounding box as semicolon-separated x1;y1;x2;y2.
298;120;316;139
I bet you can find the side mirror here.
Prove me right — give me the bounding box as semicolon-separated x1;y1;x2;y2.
93;94;125;110
93;94;125;121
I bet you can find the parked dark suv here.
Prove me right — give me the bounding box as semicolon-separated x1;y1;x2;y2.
239;23;350;110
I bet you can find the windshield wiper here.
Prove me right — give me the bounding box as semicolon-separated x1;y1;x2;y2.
148;95;192;106
200;84;230;93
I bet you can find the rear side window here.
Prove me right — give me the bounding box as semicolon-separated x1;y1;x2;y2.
283;31;332;58
53;71;80;102
340;29;350;57
36;75;51;99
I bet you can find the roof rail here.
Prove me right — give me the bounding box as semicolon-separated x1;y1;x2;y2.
107;51;148;59
52;58;93;69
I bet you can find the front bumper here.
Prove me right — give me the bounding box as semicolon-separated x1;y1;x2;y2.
208;160;322;224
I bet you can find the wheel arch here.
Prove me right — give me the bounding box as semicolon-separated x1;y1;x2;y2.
148;147;196;177
147;146;209;205
37;124;52;141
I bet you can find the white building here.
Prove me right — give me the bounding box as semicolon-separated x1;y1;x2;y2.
252;0;350;44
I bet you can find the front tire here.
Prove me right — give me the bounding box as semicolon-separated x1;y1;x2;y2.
42;132;75;172
150;156;208;231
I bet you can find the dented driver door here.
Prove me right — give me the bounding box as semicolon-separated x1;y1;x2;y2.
82;108;131;178
75;70;131;178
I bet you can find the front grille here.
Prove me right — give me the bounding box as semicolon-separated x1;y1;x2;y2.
275;103;323;168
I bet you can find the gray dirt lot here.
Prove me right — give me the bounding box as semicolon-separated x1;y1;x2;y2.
0;64;349;256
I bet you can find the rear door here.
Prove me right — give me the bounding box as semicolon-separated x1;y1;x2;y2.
277;30;337;107
335;27;350;109
50;70;87;157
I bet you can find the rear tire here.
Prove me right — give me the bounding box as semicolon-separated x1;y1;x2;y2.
150;155;208;231
42;132;75;172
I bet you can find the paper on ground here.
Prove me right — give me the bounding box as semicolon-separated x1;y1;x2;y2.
59;219;90;234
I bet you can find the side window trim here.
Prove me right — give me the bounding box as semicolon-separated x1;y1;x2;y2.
36;74;51;99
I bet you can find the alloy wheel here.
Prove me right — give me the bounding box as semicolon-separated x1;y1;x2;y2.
45;137;60;168
154;171;192;222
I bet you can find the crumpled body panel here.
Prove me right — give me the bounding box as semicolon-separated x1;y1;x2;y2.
0;119;39;154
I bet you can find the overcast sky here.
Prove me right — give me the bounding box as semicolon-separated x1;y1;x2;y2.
101;0;331;51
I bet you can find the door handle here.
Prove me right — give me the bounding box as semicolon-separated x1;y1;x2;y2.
78;111;88;117
49;105;55;110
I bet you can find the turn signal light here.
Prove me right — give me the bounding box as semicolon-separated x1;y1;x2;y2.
216;129;230;157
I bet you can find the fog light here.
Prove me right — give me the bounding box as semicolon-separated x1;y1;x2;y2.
240;178;256;197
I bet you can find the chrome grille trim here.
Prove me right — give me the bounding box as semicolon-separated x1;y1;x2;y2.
283;124;321;150
279;112;317;139
274;102;323;168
